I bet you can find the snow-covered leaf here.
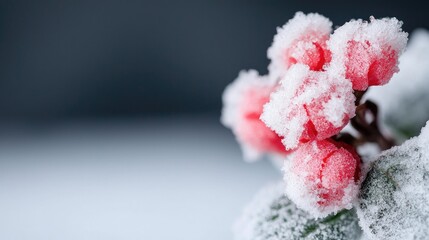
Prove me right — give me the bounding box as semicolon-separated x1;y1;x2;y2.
357;121;429;239
234;182;362;240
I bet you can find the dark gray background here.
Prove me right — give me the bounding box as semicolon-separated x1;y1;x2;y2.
0;0;427;121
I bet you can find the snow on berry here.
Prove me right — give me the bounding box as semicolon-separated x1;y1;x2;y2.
268;12;332;80
327;17;408;91
234;182;362;240
357;121;429;240
283;140;361;218
366;29;429;139
261;64;356;150
221;70;288;161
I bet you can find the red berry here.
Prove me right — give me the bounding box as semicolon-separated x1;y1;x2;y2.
236;86;289;156
221;70;289;160
261;65;356;150
328;17;407;91
268;12;332;80
284;140;361;217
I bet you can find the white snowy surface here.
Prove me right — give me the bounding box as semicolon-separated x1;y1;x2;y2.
0;115;280;240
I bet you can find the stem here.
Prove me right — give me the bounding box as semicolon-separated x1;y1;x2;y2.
336;91;396;150
351;100;396;150
354;90;367;106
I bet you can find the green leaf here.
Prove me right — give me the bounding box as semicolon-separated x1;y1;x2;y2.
357;126;429;240
234;183;362;240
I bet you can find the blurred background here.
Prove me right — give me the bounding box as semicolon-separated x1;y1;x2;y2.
0;0;427;239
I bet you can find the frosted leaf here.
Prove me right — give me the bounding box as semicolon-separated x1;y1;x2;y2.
261;64;355;150
359;234;372;240
268;12;332;80
234;182;362;240
221;70;288;161
365;29;429;139
328;17;408;90
357;121;429;240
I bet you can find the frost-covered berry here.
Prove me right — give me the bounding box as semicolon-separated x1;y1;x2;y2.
366;29;429;139
268;12;332;80
221;70;288;161
283;140;361;218
261;64;356;150
357;121;429;240
328;17;408;90
234;182;362;240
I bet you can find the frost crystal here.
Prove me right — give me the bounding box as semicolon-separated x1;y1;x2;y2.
234;182;362;240
357;121;429;240
221;70;287;161
328;17;408;90
261;64;355;150
268;12;332;80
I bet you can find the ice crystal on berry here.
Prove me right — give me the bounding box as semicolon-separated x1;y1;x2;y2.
283;140;361;217
328;17;408;90
221;70;288;161
261;64;355;150
268;12;332;80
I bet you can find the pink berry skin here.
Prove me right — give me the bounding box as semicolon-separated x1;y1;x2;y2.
236;86;289;156
290;140;361;208
284;36;331;72
303;94;350;142
345;40;399;90
221;70;290;160
268;12;333;80
328;17;408;91
261;65;356;151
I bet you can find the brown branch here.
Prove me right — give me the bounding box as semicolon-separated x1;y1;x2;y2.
349;100;396;150
354;90;367;106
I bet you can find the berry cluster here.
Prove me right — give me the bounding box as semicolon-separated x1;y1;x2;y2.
221;12;407;217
